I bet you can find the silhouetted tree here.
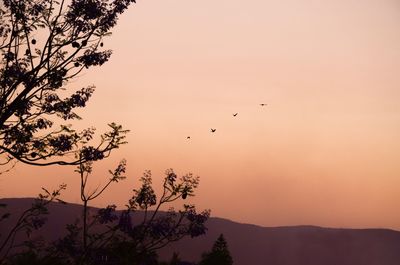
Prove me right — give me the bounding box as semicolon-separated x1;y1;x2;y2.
0;0;134;257
199;234;233;265
0;0;134;169
51;168;210;265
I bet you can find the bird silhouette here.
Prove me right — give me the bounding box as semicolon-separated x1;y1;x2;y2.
260;103;268;106
211;128;216;133
187;136;191;139
233;113;238;117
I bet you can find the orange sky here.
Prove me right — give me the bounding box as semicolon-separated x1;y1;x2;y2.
2;0;400;230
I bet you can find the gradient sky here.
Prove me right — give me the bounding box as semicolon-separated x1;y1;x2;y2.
2;0;400;230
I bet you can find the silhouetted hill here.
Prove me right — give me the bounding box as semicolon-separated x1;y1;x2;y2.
1;198;400;265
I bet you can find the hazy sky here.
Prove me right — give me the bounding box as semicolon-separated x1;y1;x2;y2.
2;0;400;230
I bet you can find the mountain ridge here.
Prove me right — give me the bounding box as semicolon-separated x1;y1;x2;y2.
1;197;398;232
1;198;399;265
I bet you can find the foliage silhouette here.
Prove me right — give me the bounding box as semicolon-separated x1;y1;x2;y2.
0;0;134;256
0;0;134;168
61;165;210;265
0;168;210;265
199;234;233;265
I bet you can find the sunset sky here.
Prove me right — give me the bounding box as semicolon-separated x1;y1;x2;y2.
2;0;400;230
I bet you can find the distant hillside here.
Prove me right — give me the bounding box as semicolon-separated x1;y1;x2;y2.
1;198;400;265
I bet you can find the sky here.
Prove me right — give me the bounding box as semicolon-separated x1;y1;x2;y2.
2;0;400;230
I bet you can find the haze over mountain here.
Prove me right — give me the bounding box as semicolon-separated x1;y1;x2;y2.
1;198;399;265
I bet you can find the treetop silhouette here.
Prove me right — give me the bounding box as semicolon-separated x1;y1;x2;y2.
199;233;233;265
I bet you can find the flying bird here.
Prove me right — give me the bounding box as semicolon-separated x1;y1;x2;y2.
260;103;268;106
233;113;238;117
211;128;216;133
187;136;191;139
